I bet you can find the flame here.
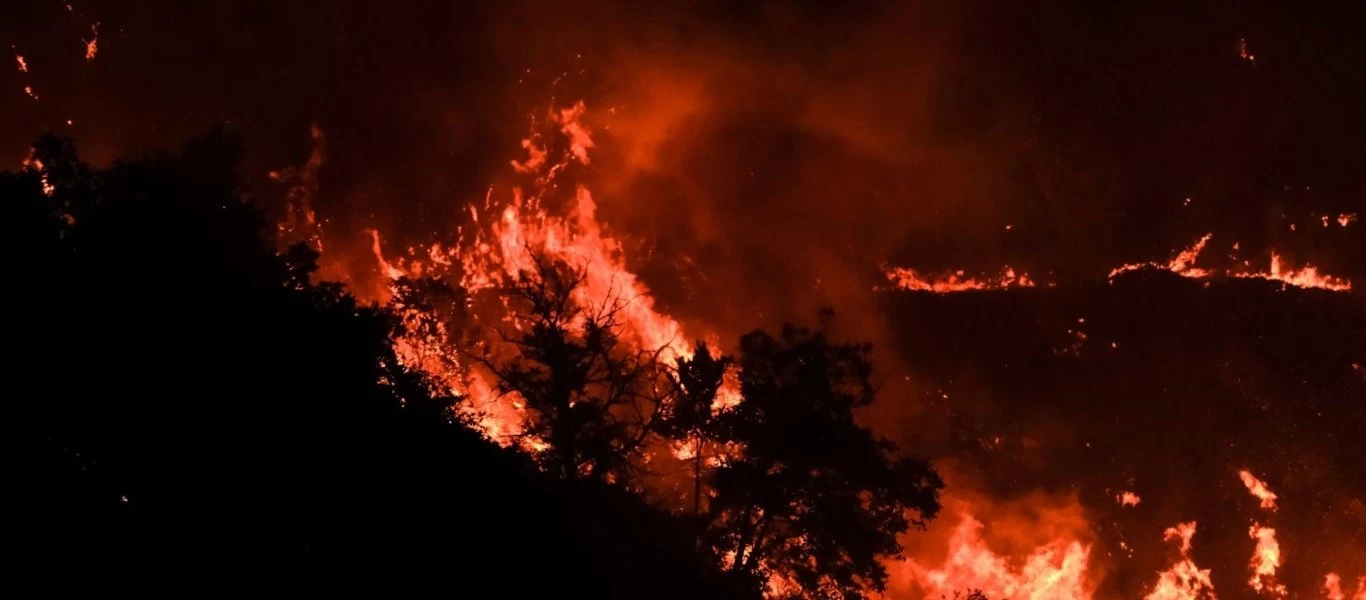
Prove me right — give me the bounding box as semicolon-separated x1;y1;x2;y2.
1116;491;1141;507
21;150;54;196
1109;234;1350;292
341;101;739;443
1324;574;1366;600
1235;253;1352;291
1145;522;1217;600
14;51;28;73
884;265;1035;293
1109;234;1212;280
84;22;99;62
1339;213;1358;227
900;513;1092;600
1238;470;1279;511
1248;525;1286;598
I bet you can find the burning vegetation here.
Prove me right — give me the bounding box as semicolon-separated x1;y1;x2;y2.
8;1;1366;598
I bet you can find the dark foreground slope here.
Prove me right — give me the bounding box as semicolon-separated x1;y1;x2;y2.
6;134;746;597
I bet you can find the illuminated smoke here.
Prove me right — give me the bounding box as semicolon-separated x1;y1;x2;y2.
270;123;326;250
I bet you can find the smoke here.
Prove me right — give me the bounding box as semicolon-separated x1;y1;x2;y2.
4;0;1364;596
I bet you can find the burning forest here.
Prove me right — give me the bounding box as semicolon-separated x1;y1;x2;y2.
8;0;1365;598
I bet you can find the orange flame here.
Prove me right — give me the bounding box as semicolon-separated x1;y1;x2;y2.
1324;573;1366;600
1248;525;1286;598
84;22;99;61
1145;522;1217;600
900;513;1092;600
1109;234;1212;280
1116;491;1141;508
1238;470;1278;511
884;265;1035;293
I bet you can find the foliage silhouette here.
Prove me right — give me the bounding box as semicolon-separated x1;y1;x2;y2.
7;133;748;597
471;254;669;482
701;314;945;598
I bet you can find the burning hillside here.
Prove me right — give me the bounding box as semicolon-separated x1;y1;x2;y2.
7;1;1365;598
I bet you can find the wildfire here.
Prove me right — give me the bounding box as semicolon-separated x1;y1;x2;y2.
899;512;1092;600
1248;525;1286;598
1108;234;1351;292
1145;522;1217;600
1324;573;1366;600
1238;470;1278;511
1108;234;1212;280
1235;253;1352;292
270;96;1356;598
883;265;1035;293
21;150;54;196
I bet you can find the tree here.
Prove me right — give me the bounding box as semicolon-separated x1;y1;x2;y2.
657;341;732;517
703;313;945;598
472;254;666;482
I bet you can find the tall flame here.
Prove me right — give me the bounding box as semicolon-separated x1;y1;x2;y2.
1145;522;1217;600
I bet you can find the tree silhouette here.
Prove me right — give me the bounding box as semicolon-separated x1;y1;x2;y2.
657;341;732;517
702;313;945;598
471;254;668;482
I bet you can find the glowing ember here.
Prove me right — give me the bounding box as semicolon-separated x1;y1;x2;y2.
1239;36;1256;63
14;52;28;73
270;123;326;249
1116;491;1141;507
21;150;54;196
1145;522;1217;600
884;265;1035;293
84;22;99;62
1238;470;1279;511
1339;213;1358;227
